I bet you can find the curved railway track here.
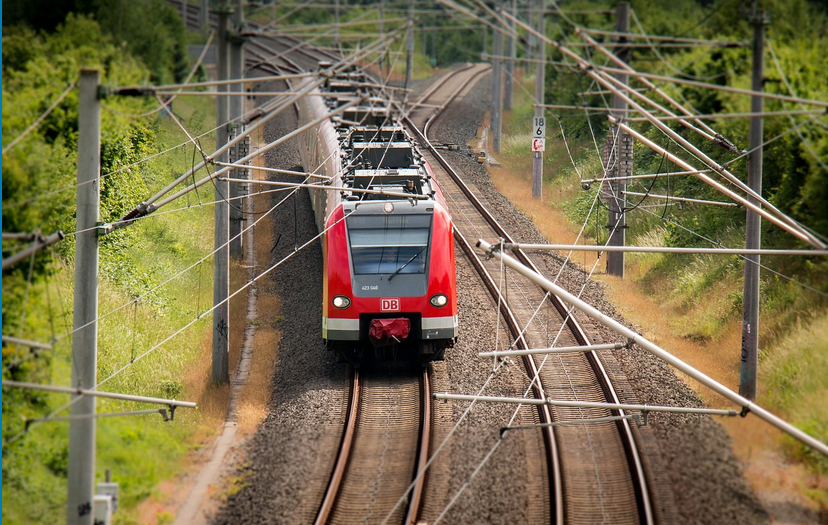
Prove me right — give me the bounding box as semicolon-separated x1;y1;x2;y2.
403;65;657;525
168;3;657;520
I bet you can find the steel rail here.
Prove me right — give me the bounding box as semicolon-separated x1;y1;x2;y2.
404;366;432;525
403;65;564;525
453;227;562;523
404;63;477;119
315;367;361;525
407;65;655;524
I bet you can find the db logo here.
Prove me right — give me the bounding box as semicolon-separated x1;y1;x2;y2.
381;298;400;312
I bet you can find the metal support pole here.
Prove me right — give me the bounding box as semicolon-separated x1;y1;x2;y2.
741;6;768;400
229;0;246;259
213;4;231;384
607;2;630;277
405;0;414;90
491;4;503;154
503;0;516;110
67;68;101;525
531;0;545;199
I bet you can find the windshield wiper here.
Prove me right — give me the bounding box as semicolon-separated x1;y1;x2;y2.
388;246;426;281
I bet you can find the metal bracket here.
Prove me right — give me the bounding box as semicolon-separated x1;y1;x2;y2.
96;222;113;237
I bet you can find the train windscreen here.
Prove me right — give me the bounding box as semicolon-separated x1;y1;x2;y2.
346;214;432;275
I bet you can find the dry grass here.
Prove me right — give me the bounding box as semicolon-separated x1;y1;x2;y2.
183;332;232;435
484;126;602;273
235;327;280;433
230;260;248;380
232;127;283;435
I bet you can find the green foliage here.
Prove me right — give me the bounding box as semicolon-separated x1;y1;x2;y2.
3;11;217;525
95;0;189;84
3;0;189;83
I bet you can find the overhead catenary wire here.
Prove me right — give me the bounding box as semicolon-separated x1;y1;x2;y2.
103;30;216;120
4;175;327;447
612;116;826;247
625;193;828;300
117;27;405;225
628;7;749;82
592;62;828;109
382;61;629;524
477;239;828;458
580;27;746;47
559;33;826;247
44;64;390;370
426;201;626;525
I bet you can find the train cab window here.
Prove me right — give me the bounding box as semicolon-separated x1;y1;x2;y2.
346;214;432;275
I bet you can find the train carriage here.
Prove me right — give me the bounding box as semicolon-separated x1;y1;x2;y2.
296;71;458;361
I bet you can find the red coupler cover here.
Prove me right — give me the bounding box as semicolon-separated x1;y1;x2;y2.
368;318;411;347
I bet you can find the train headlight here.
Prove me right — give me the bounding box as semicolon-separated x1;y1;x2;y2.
429;293;448;308
332;295;351;309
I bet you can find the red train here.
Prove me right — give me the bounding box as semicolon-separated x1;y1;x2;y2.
297;71;458;361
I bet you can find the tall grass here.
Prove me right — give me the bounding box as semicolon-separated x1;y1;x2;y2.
763;312;828;473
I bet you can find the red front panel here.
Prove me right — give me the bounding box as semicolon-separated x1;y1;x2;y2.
324;202;457;331
323;205;352;320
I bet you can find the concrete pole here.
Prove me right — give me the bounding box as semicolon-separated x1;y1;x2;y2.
213;4;231;384
334;0;340;46
405;0;414;90
503;0;516;110
200;0;209;29
379;0;385;75
741;6;768;400
606;2;630;277
491;6;503;154
67;68;101;525
531;0;545;199
229;0;245;259
526;0;535;70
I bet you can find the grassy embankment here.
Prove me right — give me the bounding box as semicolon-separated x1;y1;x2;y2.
485;71;827;506
1;93;239;525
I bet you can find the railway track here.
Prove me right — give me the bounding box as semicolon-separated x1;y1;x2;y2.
168;3;657;520
403;65;658;525
315;364;432;525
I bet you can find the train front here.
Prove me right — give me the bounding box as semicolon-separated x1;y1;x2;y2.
323;163;458;361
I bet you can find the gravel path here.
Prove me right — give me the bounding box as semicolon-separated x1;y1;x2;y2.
211;67;769;525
